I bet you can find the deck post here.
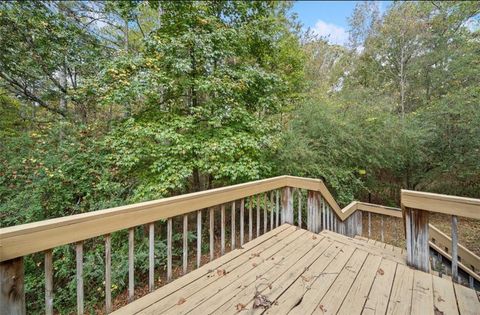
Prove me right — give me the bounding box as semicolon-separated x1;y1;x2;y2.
0;257;25;315
307;190;320;233
281;187;294;224
405;208;430;272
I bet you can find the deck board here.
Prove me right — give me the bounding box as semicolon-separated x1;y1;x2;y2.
113;224;480;315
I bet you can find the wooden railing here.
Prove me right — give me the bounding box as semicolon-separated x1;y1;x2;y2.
1;175;479;314
401;190;480;281
0;176;347;314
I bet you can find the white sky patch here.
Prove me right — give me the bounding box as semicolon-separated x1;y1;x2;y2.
312;20;348;46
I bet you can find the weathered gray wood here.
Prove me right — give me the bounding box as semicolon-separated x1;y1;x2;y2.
356;210;363;236
281;187;294;224
105;234;112;313
270;192;274;229
405;208;430;272
263;193;267;233
248;198;253;241
381;215;384;242
322;197;326;230
298;189;302;228
45;250;53;315
197;210;202;268
307;191;321;233
240;199;245;246
368;212;371;238
128;228;134;302
307;190;313;231
221;204;225;255
469;276;474;289
76;242;83;314
326;204;331;230
231;201;236;250
148;223;154;292
256;194;260;237
0;257;25;315
451;215;458;282
183;215;188;274
275;190;280;227
167;218;172;281
209;208;214;261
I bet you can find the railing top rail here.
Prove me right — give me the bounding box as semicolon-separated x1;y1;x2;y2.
401;189;480;219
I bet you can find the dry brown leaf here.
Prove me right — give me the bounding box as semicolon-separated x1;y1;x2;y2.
252;292;272;309
177;297;186;305
312;235;317;240
319;304;327;312
252;262;258;267
437;296;445;302
236;303;246;311
301;275;310;282
377;268;384;275
251;252;260;258
217;269;227;276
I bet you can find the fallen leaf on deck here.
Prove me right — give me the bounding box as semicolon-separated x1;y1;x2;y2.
377;268;384;275
312;235;317;240
301;275;310;282
177;297;186;305
253;291;272;309
236;303;246;311
252;262;258;267
319;304;327;312
217;269;227;276
437;296;445;302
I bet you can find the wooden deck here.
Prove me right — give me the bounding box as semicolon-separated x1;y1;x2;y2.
114;224;479;315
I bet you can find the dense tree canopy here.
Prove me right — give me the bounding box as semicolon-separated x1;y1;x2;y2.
1;1;479;313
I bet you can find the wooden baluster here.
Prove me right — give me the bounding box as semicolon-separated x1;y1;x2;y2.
240;199;245;246
76;242;84;314
326;205;330;230
221;204;225;255
167;218;172;281
322;198;326;231
451;215;458;282
105;235;112;313
307;190;314;232
249;197;253;241
128;228;134;302
469;276;474;289
45;250;53;315
298;189;302;228
275;190;280;227
0;257;25;315
209;208;214;261
333;213;337;232
149;223;155;292
183;215;188;274
197;210;202;268
270;192;274;230
256;194;260;237
263;193;267;234
231;201;236;250
368;212;371;238
381;216;384;242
